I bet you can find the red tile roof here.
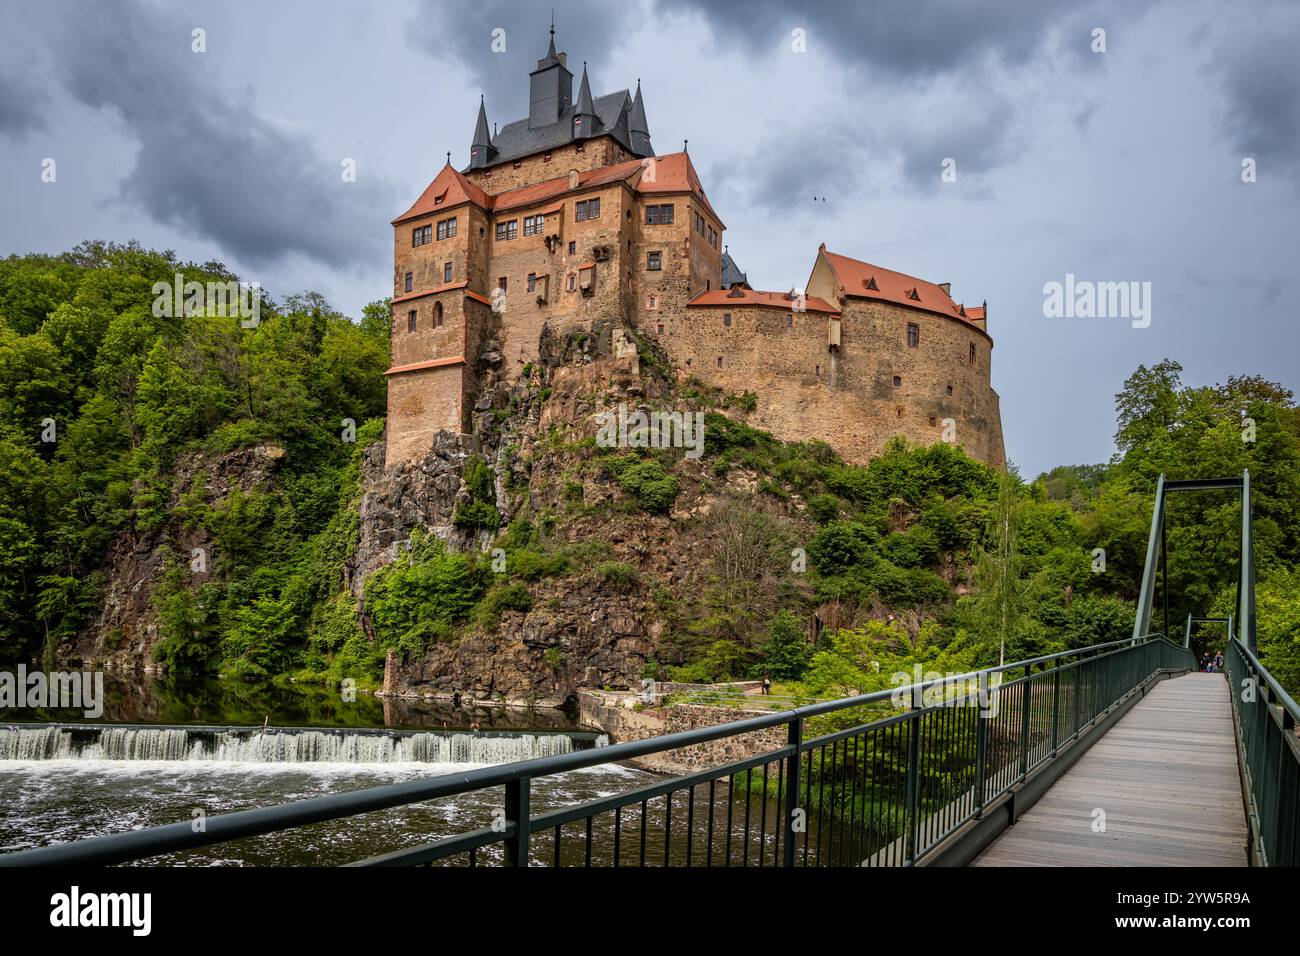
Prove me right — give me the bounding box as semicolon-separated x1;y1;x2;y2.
687;289;840;314
393;153;723;226
393;166;492;224
821;248;983;328
384;355;466;376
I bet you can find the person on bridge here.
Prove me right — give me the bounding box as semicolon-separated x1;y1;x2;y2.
762;672;772;695
1214;651;1224;672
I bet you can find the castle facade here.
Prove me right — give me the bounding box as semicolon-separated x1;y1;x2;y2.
385;29;1005;469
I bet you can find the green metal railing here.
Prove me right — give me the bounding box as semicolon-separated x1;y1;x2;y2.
0;635;1192;867
1224;638;1299;866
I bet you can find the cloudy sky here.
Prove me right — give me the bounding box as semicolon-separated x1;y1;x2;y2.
2;0;1297;476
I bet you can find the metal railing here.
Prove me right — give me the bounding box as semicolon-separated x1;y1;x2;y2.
1224;637;1300;866
0;635;1192;867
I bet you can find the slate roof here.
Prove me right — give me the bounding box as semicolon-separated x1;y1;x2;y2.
476;91;647;170
720;249;748;288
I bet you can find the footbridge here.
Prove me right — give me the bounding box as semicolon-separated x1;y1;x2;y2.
3;472;1295;867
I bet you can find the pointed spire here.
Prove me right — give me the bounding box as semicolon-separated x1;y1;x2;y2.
469;95;496;169
629;79;652;155
573;61;598;139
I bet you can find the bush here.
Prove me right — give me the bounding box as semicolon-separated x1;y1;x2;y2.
481;581;533;619
807;521;878;575
612;458;679;513
594;561;639;590
453;499;501;530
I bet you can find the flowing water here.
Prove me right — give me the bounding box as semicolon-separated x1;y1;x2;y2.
0;674;660;865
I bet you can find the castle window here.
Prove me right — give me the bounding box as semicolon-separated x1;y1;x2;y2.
717;356;723;368
513;161;522;169
523;215;543;237
412;224;432;246
443;261;453;283
946;384;954;397
786;314;793;327
647;251;661;271
893;375;902;387
497;276;507;293
907;323;919;348
723;313;731;327
627;239;632;253
496;220;518;241
707;225;716;246
436;217;457;240
579;265;595;292
815;365;821;376
694;212;705;235
407;310;416;332
567;273;576;292
576;142;584;153
433;302;443;327
657;323;664;334
568;241;576;254
647;294;658;310
404;272;413;293
969;342;976;364
646;204;674;225
527;273;537;292
575;198;600;221
929;416;937;427
896;407;903;418
544;152;553;162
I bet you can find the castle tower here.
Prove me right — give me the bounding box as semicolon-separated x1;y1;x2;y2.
528;25;573;129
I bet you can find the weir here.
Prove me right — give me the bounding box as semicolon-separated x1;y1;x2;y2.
0;723;605;765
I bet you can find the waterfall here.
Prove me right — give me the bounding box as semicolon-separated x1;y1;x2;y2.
0;725;605;765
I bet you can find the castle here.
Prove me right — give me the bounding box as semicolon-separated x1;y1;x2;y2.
385;28;1005;470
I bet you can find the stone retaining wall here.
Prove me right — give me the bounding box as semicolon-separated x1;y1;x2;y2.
578;689;787;775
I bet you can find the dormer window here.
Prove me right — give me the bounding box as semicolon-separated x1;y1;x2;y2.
907;288;921;301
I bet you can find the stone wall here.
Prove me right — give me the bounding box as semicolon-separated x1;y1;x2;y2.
464;137;626;194
578;690;788;775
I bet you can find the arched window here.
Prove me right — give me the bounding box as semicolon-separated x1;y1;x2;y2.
433;301;444;327
407;310;417;333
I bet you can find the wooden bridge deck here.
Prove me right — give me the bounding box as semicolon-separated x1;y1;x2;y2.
973;673;1248;867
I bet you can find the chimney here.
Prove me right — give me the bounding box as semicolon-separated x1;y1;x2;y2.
569;169;579;190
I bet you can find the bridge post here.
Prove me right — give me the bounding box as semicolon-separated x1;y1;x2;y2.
1019;662;1033;781
503;778;530;866
904;690;921;863
1050;665;1061;756
782;717;801;867
974;674;988;813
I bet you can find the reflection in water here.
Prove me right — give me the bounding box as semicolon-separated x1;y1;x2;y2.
0;671;580;732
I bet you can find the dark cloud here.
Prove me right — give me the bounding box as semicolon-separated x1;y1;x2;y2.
659;0;1113;78
406;0;644;143
0;63;50;137
37;0;397;272
1209;8;1300;187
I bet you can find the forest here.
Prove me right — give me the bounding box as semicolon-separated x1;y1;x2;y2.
0;242;1296;698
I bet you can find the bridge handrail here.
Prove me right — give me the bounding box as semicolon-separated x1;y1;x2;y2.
0;635;1190;868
